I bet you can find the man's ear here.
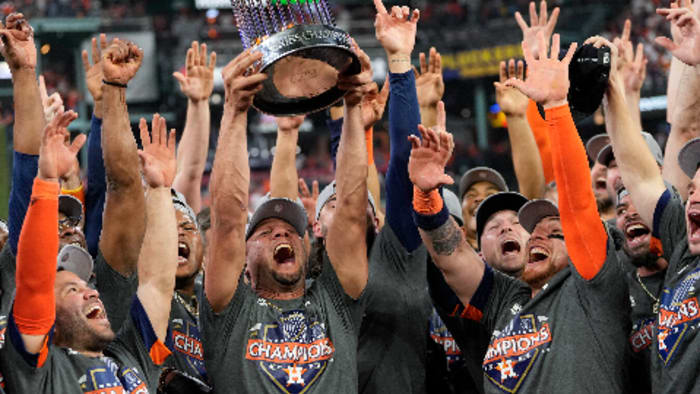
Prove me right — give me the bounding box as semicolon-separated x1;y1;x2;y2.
312;220;323;239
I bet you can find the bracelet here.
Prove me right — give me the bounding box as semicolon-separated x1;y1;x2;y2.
102;79;127;88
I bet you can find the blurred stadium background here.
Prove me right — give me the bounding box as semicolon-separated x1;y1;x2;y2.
0;0;671;216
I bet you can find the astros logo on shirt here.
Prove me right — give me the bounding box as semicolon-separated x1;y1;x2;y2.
483;314;552;393
79;357;148;394
245;309;335;394
657;267;700;365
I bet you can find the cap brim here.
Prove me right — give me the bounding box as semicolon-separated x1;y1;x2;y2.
459;167;508;200
246;198;308;240
518;199;560;233
679;138;700;179
586;134;610;162
57;245;94;283
476;192;528;246
596;144;614;166
59;195;83;219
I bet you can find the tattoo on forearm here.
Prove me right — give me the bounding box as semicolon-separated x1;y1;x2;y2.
426;219;463;256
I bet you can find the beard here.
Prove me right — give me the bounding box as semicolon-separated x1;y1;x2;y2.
520;261;557;291
54;310;115;353
175;260;201;290
624;246;659;269
596;194;613;214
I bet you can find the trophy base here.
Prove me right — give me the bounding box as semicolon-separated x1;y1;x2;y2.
252;24;361;116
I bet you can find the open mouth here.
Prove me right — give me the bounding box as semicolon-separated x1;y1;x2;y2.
273;243;295;264
178;241;190;264
528;246;549;264
624;223;650;246
688;211;700;242
85;303;106;321
594;178;607;191
501;240;521;256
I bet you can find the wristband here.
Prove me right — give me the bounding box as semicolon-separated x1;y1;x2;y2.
61;183;84;195
412;187;450;231
103;79;127;88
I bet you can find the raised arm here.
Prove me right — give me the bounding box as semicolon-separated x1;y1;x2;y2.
602;38;666;226
614;19;647;134
415;47;444;129
409;123;484;305
495;59;545;199
81;33;108;257
135;115;178;342
99;39;146;277
270;115;304;199
3;14;44;255
373;0;422;251
204;50;266;313
15;110;85;354
325;45;375;299
172;41;216;212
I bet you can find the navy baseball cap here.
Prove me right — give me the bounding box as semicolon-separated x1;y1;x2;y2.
475;192;528;248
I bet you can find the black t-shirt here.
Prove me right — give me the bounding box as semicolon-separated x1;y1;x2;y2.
0;296;168;393
461;232;630;393
200;255;364;393
358;225;432;394
651;189;700;394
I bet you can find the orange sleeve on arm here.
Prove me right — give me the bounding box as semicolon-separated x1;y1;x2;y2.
14;178;60;335
365;126;374;165
61;182;85;207
545;105;607;281
527;100;554;183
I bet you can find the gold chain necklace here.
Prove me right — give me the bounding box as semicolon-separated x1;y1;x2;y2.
174;291;199;319
635;272;660;314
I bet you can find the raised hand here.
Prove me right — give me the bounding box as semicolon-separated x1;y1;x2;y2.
373;0;419;72
415;47;444;109
221;49;267;114
656;6;700;65
137;114;176;189
39;75;65;124
585;36;621;90
338;41;375;107
360;77;389;129
173;41;216;102
408;120;454;192
102;38;143;85
38;110;86;182
276;115;305;133
612;20;647;94
0;13;37;71
505;33;577;109
494;59;529;118
82;33;107;102
515;0;560;60
299;178;319;225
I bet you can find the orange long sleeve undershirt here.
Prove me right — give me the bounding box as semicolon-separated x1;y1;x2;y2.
527;100;555;183
545;105;607;281
14;178;59;335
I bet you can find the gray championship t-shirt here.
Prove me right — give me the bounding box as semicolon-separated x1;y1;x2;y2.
94;250;138;333
358;225;432;394
625;269;664;393
0;296;167;393
650;189;700;394
165;286;208;384
201;255;363;393
467;232;629;393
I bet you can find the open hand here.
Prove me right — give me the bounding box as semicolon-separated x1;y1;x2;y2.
494;59;528;118
611;21;647;94
0;13;36;71
299;178;319;225
338;41;374;107
373;0;420;57
39;75;65;124
408;104;454;192
360;77;389;129
38;110;86;182
515;1;560;60
82;33;107;101
221;49;267;114
656;6;700;65
585;36;621;91
505;33;577;108
173;41;216;102
102;38;143;85
415;47;444;109
138;114;176;188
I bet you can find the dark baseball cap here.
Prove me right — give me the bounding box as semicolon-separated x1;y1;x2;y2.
597;132;663;167
518;199;560;234
59;195;83;221
678;137;700;179
57;244;93;283
246;197;308;240
568;44;610;122
585;134;610;162
475;192;528;247
458;167;508;201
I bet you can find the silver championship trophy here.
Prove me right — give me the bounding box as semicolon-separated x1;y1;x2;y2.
231;0;361;115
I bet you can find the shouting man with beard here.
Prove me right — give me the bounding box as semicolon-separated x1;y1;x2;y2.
409;34;631;392
0;95;179;392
